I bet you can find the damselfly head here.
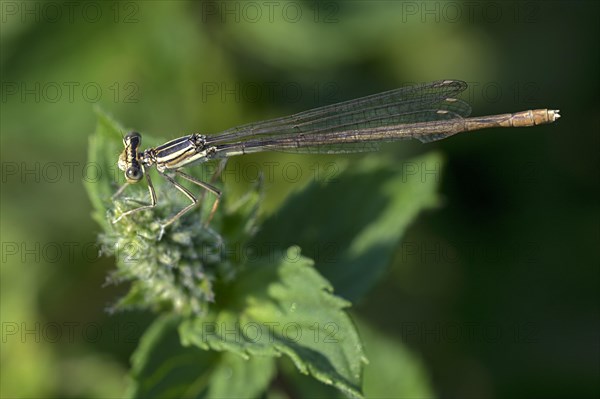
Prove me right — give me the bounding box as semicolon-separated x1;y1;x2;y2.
118;131;144;183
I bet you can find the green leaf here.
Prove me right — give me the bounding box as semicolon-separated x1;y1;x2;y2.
269;356;344;399
267;317;435;399
180;247;367;398
357;318;435;399
207;350;275;399
128;315;275;399
85;107;127;229
252;153;444;301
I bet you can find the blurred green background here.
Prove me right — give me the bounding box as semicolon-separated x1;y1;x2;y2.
1;1;598;398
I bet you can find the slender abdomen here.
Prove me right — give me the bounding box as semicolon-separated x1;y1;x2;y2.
465;109;560;131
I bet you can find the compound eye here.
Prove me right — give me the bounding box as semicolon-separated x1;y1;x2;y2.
125;131;141;140
124;131;141;145
125;166;143;182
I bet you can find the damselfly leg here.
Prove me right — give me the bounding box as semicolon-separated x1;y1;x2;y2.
112;166;157;223
195;159;228;222
159;170;221;228
112;169;221;228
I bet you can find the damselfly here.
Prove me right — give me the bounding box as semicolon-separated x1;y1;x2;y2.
113;79;560;228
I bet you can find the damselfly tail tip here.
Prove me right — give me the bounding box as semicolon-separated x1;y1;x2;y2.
547;109;560;122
